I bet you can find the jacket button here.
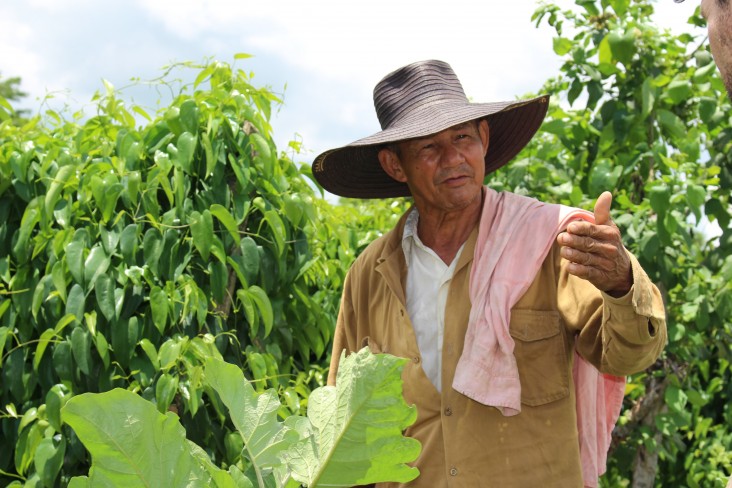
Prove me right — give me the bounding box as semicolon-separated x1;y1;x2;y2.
444;407;452;416
413;356;420;364
450;467;458;476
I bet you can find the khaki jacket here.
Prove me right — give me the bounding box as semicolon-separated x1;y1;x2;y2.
328;210;666;488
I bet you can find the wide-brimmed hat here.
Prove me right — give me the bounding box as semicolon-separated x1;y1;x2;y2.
312;60;549;199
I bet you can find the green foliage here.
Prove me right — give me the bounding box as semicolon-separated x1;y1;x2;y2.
59;349;419;487
0;73;29;125
0;58;354;485
490;0;732;484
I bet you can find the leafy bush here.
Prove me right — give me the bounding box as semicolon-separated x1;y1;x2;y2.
0;58;357;486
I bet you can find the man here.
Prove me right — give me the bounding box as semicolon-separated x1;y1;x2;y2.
312;60;666;487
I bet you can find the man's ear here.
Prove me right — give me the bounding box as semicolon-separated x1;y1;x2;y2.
478;119;490;157
378;148;408;183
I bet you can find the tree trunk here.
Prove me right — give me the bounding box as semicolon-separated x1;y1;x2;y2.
631;401;666;488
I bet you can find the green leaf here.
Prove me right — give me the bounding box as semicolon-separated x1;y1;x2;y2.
189;442;242;488
139;338;160;369
205;358;296;473
598;35;612;65
84;245;110;290
66;284;86;325
70;327;92;376
150;286;168;335
236;289;257;335
641;77;656;119
607;30;636;65
250;133;273;176
553;37;573;56
210;261;228;305
698;97;717;124
686;184;706;222
177;132;197;173
657;109;686;140
158;338;184;370
248;286;273;338
119;224;138;264
33;329;56;370
664;385;688;412
95;332;110;369
65;230;87;285
588;159;623;197
240;237;260;283
143;228;163;276
263;210;286;256
51;261;67;303
95;274;116;321
190;210;214;261
649;185;670;215
210;204;241;246
99;224;121;255
663;80;693;105
33;436;65;487
0;326;8;368
179;100;200;135
45;384;71;433
52;341;74;383
44;165;75;217
62;389;213;486
284;348;420;486
610;0;630;16
156;373;180;413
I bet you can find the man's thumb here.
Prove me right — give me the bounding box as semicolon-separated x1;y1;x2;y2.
594;191;613;225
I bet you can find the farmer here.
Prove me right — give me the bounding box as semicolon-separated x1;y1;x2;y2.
313;59;666;487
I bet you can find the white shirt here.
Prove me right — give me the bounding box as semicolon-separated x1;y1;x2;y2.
402;209;465;392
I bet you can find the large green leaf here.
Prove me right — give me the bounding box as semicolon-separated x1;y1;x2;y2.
62;389;227;487
189;210;214;261
204;358;296;481
284;348;421;487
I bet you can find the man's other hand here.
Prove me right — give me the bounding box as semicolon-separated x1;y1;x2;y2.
557;191;633;297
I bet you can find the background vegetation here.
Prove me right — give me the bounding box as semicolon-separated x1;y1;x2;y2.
0;0;730;486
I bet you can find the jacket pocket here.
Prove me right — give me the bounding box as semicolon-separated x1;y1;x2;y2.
509;309;569;406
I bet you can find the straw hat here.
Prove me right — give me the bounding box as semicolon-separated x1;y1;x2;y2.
312;59;549;199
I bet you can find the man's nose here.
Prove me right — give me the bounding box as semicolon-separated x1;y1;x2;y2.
440;142;463;166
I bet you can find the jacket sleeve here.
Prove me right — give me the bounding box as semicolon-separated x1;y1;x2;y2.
559;246;667;376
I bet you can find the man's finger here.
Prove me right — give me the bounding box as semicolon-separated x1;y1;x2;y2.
593;191;613;226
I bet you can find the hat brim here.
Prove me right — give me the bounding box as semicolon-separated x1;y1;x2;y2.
312;95;549;199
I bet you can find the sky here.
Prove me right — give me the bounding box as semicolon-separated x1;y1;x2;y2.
1;0;702;165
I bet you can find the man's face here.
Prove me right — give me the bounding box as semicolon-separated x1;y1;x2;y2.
702;0;732;98
378;120;489;216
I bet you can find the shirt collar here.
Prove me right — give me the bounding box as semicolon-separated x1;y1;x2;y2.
401;207;421;263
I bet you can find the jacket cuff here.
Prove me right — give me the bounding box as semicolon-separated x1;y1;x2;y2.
601;252;665;344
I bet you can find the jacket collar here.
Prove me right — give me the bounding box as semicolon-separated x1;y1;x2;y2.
374;207;478;306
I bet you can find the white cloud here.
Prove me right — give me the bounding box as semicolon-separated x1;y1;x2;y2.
1;0;705;160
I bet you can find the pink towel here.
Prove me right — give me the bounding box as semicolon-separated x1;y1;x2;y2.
452;187;625;488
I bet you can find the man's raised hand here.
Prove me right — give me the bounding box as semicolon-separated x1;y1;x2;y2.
556;191;633;297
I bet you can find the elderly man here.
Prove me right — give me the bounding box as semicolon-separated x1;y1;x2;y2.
313;60;666;487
